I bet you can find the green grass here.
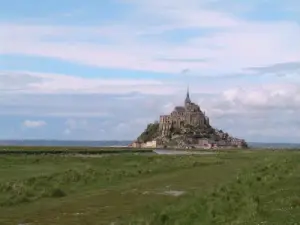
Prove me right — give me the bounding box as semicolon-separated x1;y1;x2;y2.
0;150;299;224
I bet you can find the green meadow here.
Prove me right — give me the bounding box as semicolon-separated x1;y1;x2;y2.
0;150;299;225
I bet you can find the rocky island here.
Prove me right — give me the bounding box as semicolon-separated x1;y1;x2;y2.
131;89;248;149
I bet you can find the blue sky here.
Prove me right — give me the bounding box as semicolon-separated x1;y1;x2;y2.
0;0;300;142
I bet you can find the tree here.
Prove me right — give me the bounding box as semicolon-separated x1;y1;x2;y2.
137;123;159;142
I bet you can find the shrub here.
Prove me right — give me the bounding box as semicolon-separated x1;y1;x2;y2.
50;188;66;198
137;123;159;142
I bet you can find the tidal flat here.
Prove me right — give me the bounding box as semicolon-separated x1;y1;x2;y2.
0;149;299;225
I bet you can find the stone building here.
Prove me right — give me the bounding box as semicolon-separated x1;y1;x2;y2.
159;89;209;136
141;140;158;148
129;140;159;148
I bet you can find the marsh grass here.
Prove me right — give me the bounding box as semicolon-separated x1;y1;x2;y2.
0;151;299;225
121;155;300;225
0;155;223;207
0;168;94;206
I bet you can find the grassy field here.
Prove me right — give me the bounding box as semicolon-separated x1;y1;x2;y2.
0;150;299;225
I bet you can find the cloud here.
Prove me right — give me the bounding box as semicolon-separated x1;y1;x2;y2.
3;75;298;142
0;60;300;142
126;0;240;31
22;120;47;128
1;0;300;75
0;71;180;95
246;61;300;78
219;85;300;110
1;0;300;142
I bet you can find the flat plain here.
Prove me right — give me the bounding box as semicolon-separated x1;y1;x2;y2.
0;149;299;225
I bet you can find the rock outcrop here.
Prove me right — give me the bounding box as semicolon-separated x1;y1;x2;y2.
136;121;248;149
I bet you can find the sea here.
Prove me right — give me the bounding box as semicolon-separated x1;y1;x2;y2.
0;140;299;149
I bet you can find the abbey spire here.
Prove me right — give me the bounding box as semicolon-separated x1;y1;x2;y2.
185;85;191;105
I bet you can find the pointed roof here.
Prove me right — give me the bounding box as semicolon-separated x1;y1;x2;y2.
185;86;191;104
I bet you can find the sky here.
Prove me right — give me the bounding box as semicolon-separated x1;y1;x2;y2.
0;0;300;142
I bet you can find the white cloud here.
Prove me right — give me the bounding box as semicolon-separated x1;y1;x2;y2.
1;63;300;123
1;0;300;75
0;70;233;97
22;120;47;128
1;0;300;142
1;74;299;141
217;84;300;110
0;71;181;95
110;80;300;141
127;0;241;32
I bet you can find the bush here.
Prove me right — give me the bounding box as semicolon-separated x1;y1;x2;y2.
137;123;159;142
50;188;66;198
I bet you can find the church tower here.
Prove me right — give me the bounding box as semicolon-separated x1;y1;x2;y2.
185;86;191;107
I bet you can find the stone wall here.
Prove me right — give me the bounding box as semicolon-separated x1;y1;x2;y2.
141;140;157;148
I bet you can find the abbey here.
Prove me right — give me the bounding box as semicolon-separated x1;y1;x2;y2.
159;89;209;136
133;87;248;149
